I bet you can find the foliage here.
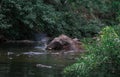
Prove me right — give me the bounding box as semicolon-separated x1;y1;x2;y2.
0;0;38;39
0;0;120;39
64;26;120;77
112;25;120;36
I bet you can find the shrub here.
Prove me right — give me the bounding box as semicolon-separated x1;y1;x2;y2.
64;26;120;77
0;0;120;39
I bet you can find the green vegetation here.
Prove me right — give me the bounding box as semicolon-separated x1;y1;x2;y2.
0;0;120;40
64;26;120;77
0;0;120;77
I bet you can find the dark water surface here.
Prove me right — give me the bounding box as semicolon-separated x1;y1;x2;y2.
0;43;81;77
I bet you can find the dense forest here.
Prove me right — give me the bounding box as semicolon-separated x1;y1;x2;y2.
0;0;120;77
0;0;120;40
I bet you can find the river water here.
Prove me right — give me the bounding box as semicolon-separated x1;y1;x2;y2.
0;43;81;77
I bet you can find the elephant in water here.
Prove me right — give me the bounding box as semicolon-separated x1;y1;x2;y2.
46;34;83;51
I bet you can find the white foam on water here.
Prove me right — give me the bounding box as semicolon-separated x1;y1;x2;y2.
36;64;52;68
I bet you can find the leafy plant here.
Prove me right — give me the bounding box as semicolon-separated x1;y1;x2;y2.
64;26;120;77
0;0;120;40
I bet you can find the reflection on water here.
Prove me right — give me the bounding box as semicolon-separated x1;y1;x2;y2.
0;43;81;77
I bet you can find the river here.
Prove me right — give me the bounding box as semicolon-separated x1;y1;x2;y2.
0;43;81;77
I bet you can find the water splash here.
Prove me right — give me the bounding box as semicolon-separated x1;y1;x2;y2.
34;33;49;50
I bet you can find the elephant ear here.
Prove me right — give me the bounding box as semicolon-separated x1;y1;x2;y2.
48;37;62;44
60;39;69;46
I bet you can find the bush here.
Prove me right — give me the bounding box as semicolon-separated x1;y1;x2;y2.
64;26;120;77
0;0;102;39
0;0;120;40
